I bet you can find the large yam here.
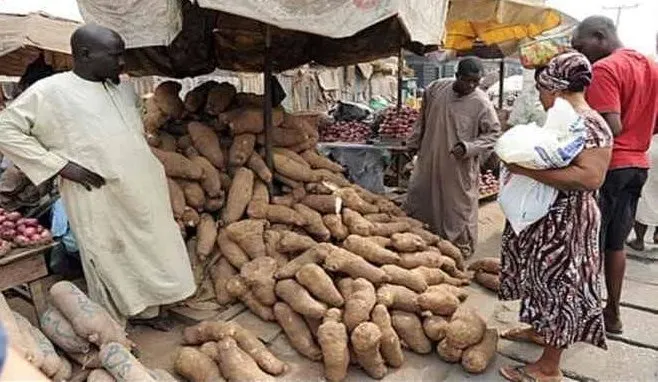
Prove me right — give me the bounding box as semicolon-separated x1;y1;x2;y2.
294;204;330;241
180;181;206;210
277;231;317;254
226;219;266;259
322;245;389;284
166;178;186;218
343;235;400;265
222;167;254;225
376;284;420;313
211;257;238;305
343;278;376;332
247;153;273;183
196;214;217;260
390;311;432;355
301;195;340;214
351;322;387;379
188;122;224;169
296;264;344;307
337;188;378;215
275;244;330;279
191;156;223;197
174;347;222;382
342;208;374;236
300;150;343;172
445;306;486;350
215;337;275;382
275;280;327;319
217;230;249;269
273;152;318;182
100;342;155;382
274;302;322;361
380;265;428;293
229;134;256;167
241;257;277;306
468;258;501;274
205;82;237;115
39;306;91;354
153;81;184;119
152;149;203;179
317;309;349;382
371;305;404;368
226;276;275;321
461;329;498;374
323;214;349;241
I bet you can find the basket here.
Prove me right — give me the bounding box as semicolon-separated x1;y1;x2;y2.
519;35;572;69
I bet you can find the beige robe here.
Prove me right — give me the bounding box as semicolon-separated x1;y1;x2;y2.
0;72;196;322
405;79;501;254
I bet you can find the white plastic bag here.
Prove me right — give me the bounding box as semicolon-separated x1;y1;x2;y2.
497;167;558;234
495;99;585;234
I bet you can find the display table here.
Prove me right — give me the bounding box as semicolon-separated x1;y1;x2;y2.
0;243;58;317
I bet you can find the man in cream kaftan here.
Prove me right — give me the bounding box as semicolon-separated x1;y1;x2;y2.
405;58;501;256
0;71;196;323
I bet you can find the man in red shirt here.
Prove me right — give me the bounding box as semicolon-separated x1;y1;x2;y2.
573;16;658;334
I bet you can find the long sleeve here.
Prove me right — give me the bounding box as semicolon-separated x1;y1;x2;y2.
463;101;502;158
0;89;68;186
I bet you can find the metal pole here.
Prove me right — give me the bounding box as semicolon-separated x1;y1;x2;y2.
264;24;274;173
397;47;403;113
498;60;505;109
603;4;639;28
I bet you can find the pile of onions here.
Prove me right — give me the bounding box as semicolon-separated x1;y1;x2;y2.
0;208;53;249
479;170;499;197
378;106;419;140
320;121;371;143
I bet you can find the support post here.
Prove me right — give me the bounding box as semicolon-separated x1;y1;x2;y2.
397;47;404;113
264;25;274;173
498;60;505;110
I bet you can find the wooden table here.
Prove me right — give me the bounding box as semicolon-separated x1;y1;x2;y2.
0;243;59;317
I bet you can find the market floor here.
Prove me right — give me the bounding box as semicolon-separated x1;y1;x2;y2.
60;202;658;380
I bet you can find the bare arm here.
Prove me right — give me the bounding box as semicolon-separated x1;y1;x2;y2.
600;112;622;137
507;147;611;191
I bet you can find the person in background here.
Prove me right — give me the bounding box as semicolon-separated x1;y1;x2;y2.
499;52;611;382
0;24;195;327
405;57;501;257
572;15;658;334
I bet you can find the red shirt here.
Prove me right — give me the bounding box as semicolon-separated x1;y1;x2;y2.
586;49;658;169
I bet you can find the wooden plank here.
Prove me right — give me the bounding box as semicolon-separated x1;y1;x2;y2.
0;253;48;291
0;243;58;266
28;275;64;319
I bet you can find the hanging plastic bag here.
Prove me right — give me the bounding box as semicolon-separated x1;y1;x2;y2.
495;98;585;234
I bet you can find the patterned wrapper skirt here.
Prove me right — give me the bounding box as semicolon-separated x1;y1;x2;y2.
499;190;607;350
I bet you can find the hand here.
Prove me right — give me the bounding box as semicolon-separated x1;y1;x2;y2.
59;162;106;191
450;143;467;159
504;163;524;175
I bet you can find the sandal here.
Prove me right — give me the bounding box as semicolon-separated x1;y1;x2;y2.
626;239;645;252
501;327;546;346
500;365;563;382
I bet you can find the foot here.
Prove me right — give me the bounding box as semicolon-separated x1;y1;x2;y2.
603;309;623;334
501;327;546;346
129;315;176;332
627;239;645;252
653;235;658;245
500;365;563;382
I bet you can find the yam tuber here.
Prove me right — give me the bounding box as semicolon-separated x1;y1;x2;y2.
215;337;275;382
230;323;288;376
343;235;400;265
188;122;224;169
100;342;155;382
423;316;448;342
274;302;322;361
342;208;374;236
390;310;432;354
322;214;349;241
229;134;256;167
369;236;392;248
210;257;237;305
343;278;376;332
277;230;317;254
152;148;203;180
49;281;131;348
296;263;344;307
225;276;275;321
370;221;411;237
381;265;428;293
428;284;469;302
438;240;466;270
51;358;73;382
437;338;463;363
27;320;62;377
223;107;264;134
461;329;498;374
301;195;340;214
306;182;333;194
351;322;387;379
371;305;404;368
475;271;500;292
13;312;45;369
390;233;428;253
409;227;441;246
263;230;288;268
166;178;185;219
183;80;216;113
196;213;217;260
204;196;224;212
247;153;273;183
445;306;487;349
240;257;277;306
273;147;310;167
275;244;330;279
364;213;392;223
273;152;318;183
174;347;223;382
337;188;378;215
222;167;254;225
153;81;184;119
39;306;91;354
468;258;501;274
398;251;444;269
417;288;460;316
317;309;350;382
217;230;249;269
265;205;307;226
87;369;116;382
275;280;327;319
205;82;237;115
180;180;206;210
182;208;201;227
191;156;223;197
314;169;350;187
376;284;420;313
226;219;266;259
322;245;389;284
300;150;343;172
294;203;331;241
246;180;269;219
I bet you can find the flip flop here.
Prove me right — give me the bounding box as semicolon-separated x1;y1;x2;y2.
500;327;546;346
603;312;623;334
626;240;645;252
500;365;563;382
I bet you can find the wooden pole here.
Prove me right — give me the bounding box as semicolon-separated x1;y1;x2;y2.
498;60;505;109
264;24;274;172
397;47;403;113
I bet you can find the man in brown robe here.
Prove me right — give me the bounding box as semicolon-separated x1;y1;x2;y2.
405;58;501;256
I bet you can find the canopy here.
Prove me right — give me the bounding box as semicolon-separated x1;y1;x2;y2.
77;0;449;77
0;0;81;76
444;0;563;52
